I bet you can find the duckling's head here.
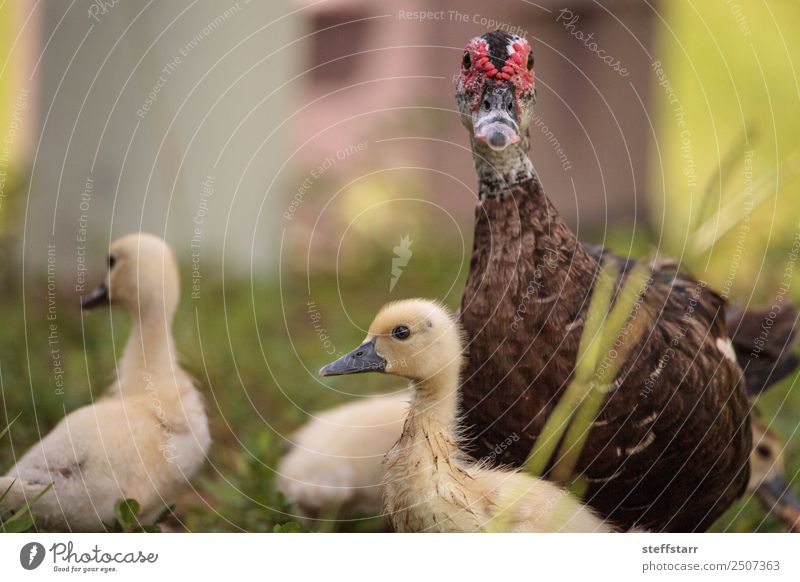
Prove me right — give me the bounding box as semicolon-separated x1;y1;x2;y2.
320;299;464;385
749;420;800;521
81;233;179;318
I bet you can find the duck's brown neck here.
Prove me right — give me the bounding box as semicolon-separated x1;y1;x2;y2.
470;134;534;200
462;142;595;331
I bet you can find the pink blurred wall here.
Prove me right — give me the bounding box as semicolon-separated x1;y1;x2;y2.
290;0;659;234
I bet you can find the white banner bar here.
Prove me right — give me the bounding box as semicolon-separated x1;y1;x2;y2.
0;533;798;581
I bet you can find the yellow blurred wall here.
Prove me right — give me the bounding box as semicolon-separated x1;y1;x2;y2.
0;0;32;226
0;3;12;153
653;1;800;299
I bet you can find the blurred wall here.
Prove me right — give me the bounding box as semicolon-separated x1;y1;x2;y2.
19;0;661;285
651;0;800;298
0;1;38;243
288;0;660;246
21;0;298;289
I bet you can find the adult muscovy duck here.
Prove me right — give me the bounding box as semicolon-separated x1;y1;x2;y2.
456;31;798;532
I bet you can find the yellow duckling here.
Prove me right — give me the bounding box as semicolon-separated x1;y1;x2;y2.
0;234;210;531
320;299;611;532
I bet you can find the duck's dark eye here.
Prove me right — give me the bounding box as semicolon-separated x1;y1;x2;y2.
756;444;771;459
108;254;117;269
462;51;471;70
526;52;534;71
391;325;411;340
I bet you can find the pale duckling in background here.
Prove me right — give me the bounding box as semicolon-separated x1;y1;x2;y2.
320;299;611;533
0;233;210;531
277;390;409;520
748;419;800;532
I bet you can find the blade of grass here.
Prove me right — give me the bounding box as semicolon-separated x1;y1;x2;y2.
491;264;649;532
490;262;622;532
0;483;52;533
0;478;15;504
693;129;752;234
0;415;23;513
522;260;620;478
0;412;21;442
549;265;653;483
593;264;652;368
690;152;800;255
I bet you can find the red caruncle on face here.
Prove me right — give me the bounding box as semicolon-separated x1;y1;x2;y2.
460;36;535;113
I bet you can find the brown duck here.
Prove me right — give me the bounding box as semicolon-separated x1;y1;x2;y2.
456;30;798;532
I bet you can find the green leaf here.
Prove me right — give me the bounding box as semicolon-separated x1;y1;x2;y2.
1;510;34;533
114;498;141;530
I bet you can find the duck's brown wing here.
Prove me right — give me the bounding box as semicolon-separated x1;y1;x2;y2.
576;264;752;531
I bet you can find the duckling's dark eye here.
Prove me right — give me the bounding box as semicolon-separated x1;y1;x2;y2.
391;325;411;340
108;254;117;269
526;52;534;71
462;51;471;70
756;444;771;459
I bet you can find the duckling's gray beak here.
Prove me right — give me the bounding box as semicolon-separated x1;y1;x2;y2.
757;474;800;531
319;338;386;377
81;282;110;310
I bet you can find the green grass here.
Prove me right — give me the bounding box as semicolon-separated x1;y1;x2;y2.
2;0;799;534
0;240;797;532
0;245;465;532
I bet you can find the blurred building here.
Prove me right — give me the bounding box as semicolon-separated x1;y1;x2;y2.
15;0;659;281
19;0;299;285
